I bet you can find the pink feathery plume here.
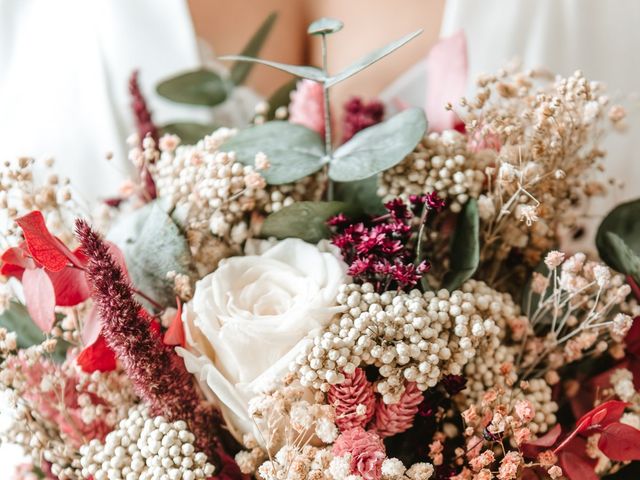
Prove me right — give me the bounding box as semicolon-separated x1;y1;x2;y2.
371;382;423;438
328;368;376;431
129;70;159;145
74;219;223;463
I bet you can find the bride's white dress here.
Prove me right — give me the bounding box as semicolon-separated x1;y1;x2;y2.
1;0;639;473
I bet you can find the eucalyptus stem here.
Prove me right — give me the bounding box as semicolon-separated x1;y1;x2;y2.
320;33;334;201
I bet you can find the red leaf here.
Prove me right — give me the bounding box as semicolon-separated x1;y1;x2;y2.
48;266;91;306
163;299;185;347
556;400;628;453
625;316;640;357
425;30;467;132
22;267;56;333
627;275;640;302
522;424;562;458
81;306;102;346
0;246;34;279
558;437;598;480
598;422;640;461
16;211;82;272
76;334;117;373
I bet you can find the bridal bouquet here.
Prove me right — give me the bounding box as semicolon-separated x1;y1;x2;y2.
2;15;640;480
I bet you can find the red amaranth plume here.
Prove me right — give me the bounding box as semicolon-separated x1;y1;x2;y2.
74;219;223;463
371;382;423;438
328;368;376;432
129;70;158;145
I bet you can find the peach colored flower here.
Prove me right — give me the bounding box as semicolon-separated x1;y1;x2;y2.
289;80;326;136
469;450;495;472
514;400;535;423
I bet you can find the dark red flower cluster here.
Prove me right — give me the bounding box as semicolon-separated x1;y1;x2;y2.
342;97;385;142
129;70;158;145
329;193;444;292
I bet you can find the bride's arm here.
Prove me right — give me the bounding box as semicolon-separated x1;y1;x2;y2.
188;0;307;96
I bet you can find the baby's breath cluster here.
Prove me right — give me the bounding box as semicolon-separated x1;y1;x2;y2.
79;405;215;480
149;129;323;272
293;280;515;403
378;130;488;213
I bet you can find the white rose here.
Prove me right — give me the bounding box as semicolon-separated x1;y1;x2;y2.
177;238;348;444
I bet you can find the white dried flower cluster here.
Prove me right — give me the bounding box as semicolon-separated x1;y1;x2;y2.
378;130;488;213
0;327;17;355
611;368;638;402
239;378;338;461
293;280;515;404
79;405;215;480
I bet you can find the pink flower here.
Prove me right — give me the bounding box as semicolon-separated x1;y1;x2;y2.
372;381;424;437
328;368;376;431
514;399;535;423
333;427;386;480
289;80;325;136
498;452;522;480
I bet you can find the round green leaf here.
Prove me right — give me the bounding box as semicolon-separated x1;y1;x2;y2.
596;198;640;272
261;201;357;243
231;12;278;85
156;69;228;106
307;18;344;35
334;176;385;215
160;122;218;145
220;121;325;184
329;108;427;182
443;198;480;291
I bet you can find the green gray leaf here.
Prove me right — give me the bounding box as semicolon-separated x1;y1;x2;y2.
220;121;325;184
231;12;278;85
220;56;326;82
261;201;358;243
596;198;640;276
443;199;480;291
601;232;640;285
160;122;218;145
326;30;422;87
0;302;69;362
334;176;385;216
328;108;427;182
156;69;228;106
110;202;194;308
267;78;298;120
307;18;344;35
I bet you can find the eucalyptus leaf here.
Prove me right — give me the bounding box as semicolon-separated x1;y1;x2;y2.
267;78;298;120
0;302;69;362
601;232;640;284
160;122;218;145
443;199;480;291
326;29;422;88
220;56;326;82
596;198;640;272
220;121;325;184
328;108;427;182
231;12;278;85
308;18;344;35
261;201;358;243
156;69;228;106
334;176;385;215
110;202;194;308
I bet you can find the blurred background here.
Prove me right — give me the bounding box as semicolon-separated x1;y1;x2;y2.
1;0;640;472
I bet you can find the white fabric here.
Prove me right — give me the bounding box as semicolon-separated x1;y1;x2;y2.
382;0;640;218
0;0;207;204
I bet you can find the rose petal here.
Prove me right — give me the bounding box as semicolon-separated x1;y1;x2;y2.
76;334;117;373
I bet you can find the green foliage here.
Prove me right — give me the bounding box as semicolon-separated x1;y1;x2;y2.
307;18;344;35
261;201;358;243
329;108;427;181
156;69;228;106
596;198;640;283
325;30;422;87
231;12;278;85
111;202;195;308
219;121;325;184
0;302;69;362
160;122;218;145
443;199;480;291
220;56;326;82
334;176;385;216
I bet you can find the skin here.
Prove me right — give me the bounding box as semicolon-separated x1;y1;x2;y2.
187;0;445;108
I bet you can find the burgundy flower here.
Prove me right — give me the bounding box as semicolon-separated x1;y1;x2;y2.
342;97;385;142
441;374;467;395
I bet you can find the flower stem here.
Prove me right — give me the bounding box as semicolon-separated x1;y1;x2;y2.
321;33;334;201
